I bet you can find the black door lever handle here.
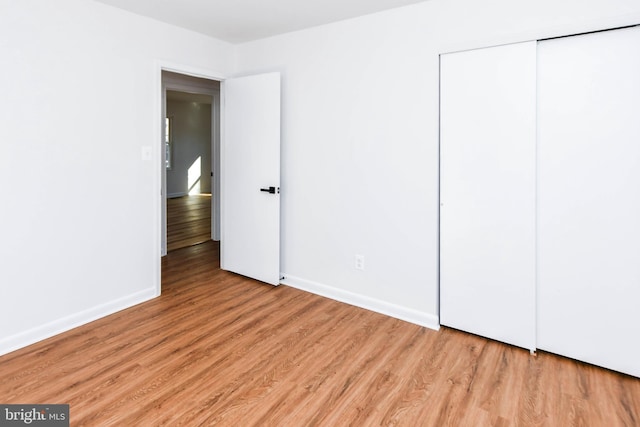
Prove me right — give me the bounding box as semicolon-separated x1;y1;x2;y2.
260;186;279;194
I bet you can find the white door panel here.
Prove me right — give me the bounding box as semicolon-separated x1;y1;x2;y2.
221;73;281;285
537;27;640;377
440;42;537;351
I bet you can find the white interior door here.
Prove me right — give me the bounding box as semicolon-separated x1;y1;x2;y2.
221;72;281;285
440;42;537;351
537;27;640;377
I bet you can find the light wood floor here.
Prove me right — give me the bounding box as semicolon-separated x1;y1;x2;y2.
1;242;639;426
167;194;211;252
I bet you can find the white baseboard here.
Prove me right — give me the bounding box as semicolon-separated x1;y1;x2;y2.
281;274;440;331
0;287;159;357
167;192;187;199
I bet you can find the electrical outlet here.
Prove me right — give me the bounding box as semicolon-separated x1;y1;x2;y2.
355;254;365;271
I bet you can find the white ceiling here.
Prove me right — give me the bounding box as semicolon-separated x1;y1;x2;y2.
93;0;429;43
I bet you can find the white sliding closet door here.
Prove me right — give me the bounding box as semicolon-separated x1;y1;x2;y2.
440;42;537;351
537;26;640;377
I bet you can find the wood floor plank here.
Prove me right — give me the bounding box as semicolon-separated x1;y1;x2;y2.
2;240;640;426
167;194;212;252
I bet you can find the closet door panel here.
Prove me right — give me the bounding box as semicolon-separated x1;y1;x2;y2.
537;26;640;377
440;42;537;351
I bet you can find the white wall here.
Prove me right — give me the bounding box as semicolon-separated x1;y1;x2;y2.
0;0;233;355
234;0;640;328
166;99;212;197
3;0;640;356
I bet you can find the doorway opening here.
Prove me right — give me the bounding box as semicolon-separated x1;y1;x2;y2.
161;71;221;255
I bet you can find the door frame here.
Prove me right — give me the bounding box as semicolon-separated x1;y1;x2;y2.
154;62;226;294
